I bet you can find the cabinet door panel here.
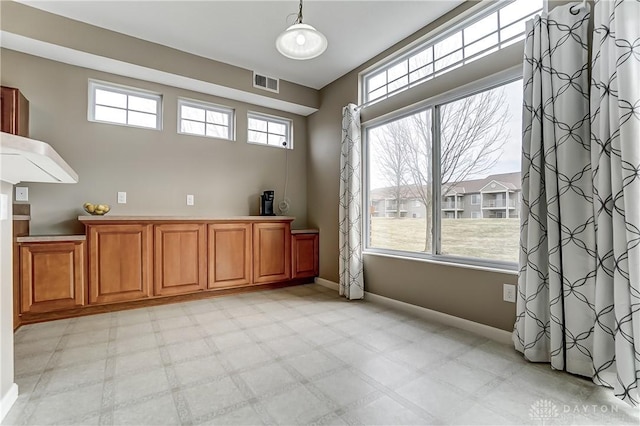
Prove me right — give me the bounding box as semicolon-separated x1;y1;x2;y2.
253;222;291;284
155;224;206;296
208;223;252;288
20;242;85;313
89;225;152;304
1;86;29;137
292;234;319;279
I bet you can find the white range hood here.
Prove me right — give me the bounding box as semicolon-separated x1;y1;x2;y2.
0;131;78;420
0;132;78;185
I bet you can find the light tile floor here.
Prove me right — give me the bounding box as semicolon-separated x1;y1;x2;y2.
3;284;639;425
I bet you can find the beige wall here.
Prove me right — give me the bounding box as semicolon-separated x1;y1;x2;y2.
1;49;308;234
307;0;519;331
364;255;517;331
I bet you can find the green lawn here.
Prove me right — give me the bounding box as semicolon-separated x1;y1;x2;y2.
370;217;520;262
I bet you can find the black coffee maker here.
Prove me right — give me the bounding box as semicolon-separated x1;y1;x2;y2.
260;190;275;216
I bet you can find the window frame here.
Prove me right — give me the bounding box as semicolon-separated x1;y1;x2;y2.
247;111;293;150
88;79;162;130
360;0;543;106
177;98;235;141
363;70;522;272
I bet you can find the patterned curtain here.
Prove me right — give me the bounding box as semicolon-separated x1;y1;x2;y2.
339;104;364;300
514;5;596;378
590;0;640;405
515;0;640;406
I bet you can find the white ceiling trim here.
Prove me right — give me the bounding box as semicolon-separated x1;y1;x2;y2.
15;0;466;90
1;32;318;117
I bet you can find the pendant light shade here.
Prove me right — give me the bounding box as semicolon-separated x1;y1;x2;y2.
276;1;327;60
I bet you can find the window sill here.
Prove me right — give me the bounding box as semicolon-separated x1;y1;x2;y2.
363;250;518;275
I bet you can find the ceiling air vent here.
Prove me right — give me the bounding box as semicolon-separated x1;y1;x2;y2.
253;72;279;93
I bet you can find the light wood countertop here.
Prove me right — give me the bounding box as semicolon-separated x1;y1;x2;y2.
17;235;86;243
78;215;295;222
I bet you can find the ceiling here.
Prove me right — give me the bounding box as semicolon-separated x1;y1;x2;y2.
17;0;465;90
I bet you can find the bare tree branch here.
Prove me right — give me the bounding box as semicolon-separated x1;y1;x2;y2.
370;86;511;252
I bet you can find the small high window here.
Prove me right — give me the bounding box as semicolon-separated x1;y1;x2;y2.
361;0;543;105
178;99;234;140
88;80;161;129
247;112;292;149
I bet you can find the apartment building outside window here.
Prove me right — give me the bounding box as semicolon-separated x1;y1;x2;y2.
361;0;542;269
366;78;523;265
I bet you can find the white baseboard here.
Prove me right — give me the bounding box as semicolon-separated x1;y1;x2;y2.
314;278;512;345
1;383;18;422
315;277;339;291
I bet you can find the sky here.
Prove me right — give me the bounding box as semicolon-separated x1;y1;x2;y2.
368;78;523;190
364;0;540;190
468;79;523;180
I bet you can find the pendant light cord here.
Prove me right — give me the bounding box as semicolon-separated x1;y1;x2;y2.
279;146;291;215
297;0;304;24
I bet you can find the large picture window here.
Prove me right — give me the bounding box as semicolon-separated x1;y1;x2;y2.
368;109;433;252
365;78;523;267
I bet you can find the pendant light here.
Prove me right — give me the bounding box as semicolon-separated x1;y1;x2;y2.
275;0;328;60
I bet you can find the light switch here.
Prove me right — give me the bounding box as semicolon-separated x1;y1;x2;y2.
503;284;516;303
186;194;194;206
117;192;127;204
15;186;28;201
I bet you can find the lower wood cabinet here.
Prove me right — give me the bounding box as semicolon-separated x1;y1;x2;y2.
88;224;153;304
20;241;85;313
253;222;291;284
292;233;319;279
208;223;252;289
154;224;207;296
15;218;319;324
13;217;29;329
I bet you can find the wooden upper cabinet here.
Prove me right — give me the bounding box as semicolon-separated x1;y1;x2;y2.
1;86;29;137
88;224;152;304
208;223;252;289
253;222;291;284
154;224;206;296
292;233;319;279
20;241;85;313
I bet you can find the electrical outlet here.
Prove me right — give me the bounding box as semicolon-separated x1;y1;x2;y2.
15;186;28;201
117;192;127;204
186;194;194;206
503;284;516;303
